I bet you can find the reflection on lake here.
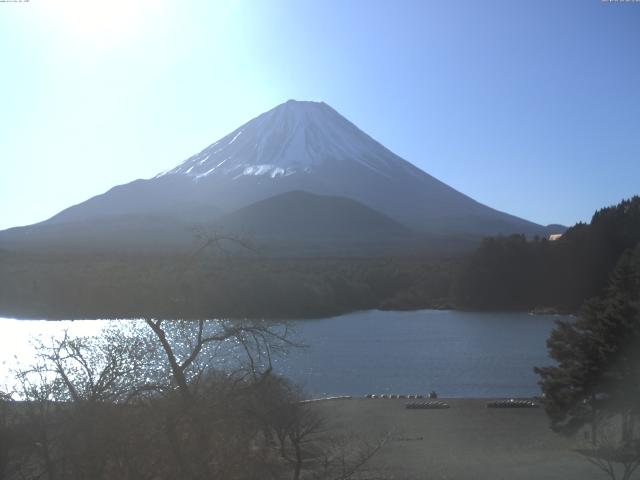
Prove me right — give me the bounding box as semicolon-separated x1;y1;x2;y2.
0;310;569;398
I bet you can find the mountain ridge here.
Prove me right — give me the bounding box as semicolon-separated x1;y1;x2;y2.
0;100;561;255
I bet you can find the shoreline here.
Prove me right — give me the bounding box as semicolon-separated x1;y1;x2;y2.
304;395;543;401
0;307;574;322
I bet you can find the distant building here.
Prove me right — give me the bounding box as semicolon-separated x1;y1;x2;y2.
548;233;563;241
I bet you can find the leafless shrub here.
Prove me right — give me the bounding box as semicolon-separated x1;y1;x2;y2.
6;318;385;480
575;416;640;480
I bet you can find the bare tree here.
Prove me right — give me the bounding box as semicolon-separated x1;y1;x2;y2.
142;318;293;401
575;416;640;480
11;324;160;480
190;224;257;260
250;376;388;480
3;229;389;480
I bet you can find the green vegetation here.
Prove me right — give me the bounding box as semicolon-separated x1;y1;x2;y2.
536;244;640;435
535;244;640;480
454;196;640;312
2;197;639;320
0;252;455;320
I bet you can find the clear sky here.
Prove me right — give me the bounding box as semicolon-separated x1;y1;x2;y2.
1;0;639;230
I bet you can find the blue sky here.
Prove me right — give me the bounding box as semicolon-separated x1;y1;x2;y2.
1;0;639;230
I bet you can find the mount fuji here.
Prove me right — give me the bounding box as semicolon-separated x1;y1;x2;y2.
0;100;557;254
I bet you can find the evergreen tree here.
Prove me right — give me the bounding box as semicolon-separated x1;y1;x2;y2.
535;243;640;443
454;196;640;311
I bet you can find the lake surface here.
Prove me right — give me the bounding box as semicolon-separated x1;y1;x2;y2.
0;310;568;398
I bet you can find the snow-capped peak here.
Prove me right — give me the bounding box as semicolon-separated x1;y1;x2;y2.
156;100;410;181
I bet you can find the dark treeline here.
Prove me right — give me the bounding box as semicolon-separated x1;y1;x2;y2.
0;251;455;320
454;196;640;311
3;197;638;319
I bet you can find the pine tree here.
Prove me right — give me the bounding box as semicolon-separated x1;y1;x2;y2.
535;243;640;442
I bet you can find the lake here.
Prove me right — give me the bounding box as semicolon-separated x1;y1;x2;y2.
0;310;568;398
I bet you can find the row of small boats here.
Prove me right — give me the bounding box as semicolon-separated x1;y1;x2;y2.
366;394;432;399
406;401;450;410
487;399;538;408
364;395;539;409
405;399;537;410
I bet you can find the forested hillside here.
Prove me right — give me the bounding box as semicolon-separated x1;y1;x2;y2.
454;196;640;311
0;252;454;319
4;197;638;319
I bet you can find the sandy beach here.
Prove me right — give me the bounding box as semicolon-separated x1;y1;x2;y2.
313;398;604;480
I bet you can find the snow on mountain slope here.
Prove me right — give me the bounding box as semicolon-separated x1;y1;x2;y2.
7;99;553;244
156;100;418;181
